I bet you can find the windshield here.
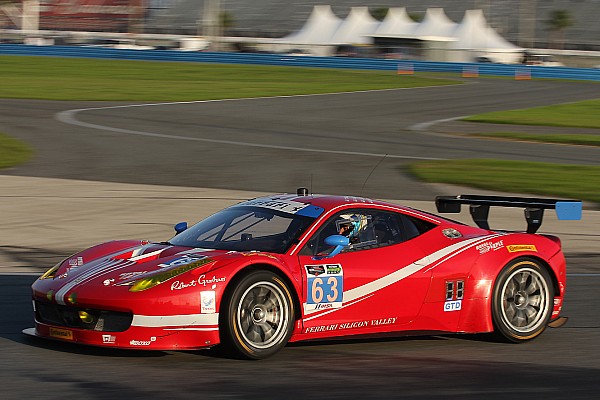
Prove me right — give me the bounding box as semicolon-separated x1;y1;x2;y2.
169;206;317;254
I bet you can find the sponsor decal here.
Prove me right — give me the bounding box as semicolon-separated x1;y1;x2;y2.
68;256;84;268
305;264;343;312
304;317;397;333
554;298;562;306
200;291;216;314
507;244;537;253
119;271;147;280
306;265;325;276
476;240;504;255
236;198;308;214
130;337;156;346
158;255;208;269
103;278;115;286
170;275;226;291
49;327;73;341
444;300;462;312
102;334;116;344
240;252;280;260
326;265;342;274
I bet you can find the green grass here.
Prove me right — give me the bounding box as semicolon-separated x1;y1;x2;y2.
463;99;600;129
0;133;33;169
407;159;600;203
474;132;600;146
0;55;457;101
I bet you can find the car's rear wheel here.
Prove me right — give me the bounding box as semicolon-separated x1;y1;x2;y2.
492;258;553;342
221;270;295;359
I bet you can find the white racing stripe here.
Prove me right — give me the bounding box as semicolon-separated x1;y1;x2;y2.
344;235;502;303
55;258;136;305
131;313;219;328
54;244;175;304
304;234;502;320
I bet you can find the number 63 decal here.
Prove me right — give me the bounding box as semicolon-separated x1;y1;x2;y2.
306;264;344;304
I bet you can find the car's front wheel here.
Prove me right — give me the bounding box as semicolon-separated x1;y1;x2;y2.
492;258;553;342
221;270;295;359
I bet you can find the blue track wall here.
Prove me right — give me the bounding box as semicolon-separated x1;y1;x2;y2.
1;44;599;81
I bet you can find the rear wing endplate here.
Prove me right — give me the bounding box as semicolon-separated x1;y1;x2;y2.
435;195;582;233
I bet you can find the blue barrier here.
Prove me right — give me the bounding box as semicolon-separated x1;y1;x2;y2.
1;44;599;81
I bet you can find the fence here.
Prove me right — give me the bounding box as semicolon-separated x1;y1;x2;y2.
1;44;599;81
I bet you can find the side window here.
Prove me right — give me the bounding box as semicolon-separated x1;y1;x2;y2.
398;214;436;240
301;209;437;256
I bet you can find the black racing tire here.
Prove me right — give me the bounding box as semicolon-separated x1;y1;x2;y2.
220;270;295;359
492;258;554;342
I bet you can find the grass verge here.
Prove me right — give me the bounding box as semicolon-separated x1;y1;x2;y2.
463;99;600;129
0;56;457;101
0;133;33;169
474;132;600;147
407;159;600;204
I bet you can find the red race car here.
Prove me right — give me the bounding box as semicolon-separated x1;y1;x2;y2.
24;189;582;359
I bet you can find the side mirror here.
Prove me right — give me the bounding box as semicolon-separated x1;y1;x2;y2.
174;222;188;234
323;235;350;258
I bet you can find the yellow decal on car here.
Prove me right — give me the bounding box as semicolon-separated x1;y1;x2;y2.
507;245;537;253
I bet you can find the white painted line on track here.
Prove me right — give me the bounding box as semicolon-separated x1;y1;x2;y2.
409;116;467;132
55;89;447;161
567;274;600;277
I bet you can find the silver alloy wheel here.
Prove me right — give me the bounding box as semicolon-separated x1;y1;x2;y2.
236;281;290;349
500;267;551;333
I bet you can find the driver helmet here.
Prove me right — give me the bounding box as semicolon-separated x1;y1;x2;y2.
336;214;362;238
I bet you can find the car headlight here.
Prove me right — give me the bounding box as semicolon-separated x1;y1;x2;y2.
129;258;213;292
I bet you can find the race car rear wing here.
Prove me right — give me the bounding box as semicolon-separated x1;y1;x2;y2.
435;195;582;233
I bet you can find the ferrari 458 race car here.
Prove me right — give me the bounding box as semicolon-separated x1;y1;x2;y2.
24;189;582;359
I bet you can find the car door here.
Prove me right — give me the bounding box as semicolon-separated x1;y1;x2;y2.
297;208;435;334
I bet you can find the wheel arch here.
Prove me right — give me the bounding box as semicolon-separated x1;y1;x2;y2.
219;263;302;322
489;255;555;342
495;255;559;298
460;254;558;334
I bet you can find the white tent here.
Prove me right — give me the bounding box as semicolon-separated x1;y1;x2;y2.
451;9;522;63
411;8;457;41
278;5;522;62
329;7;379;45
282;5;342;46
373;7;418;38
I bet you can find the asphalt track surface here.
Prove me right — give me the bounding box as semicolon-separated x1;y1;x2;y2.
2;78;600;199
1;77;600;398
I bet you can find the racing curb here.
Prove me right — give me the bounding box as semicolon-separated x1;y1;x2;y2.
1;175;598;273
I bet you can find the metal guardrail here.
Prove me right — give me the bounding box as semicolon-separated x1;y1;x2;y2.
1;44;600;81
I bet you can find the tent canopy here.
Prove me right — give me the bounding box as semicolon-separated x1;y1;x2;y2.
373;7;418;38
280;5;522;60
282;5;341;45
329;6;379;45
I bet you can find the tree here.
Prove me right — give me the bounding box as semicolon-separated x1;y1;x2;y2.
408;12;424;22
371;8;388;21
220;10;235;32
546;9;574;49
